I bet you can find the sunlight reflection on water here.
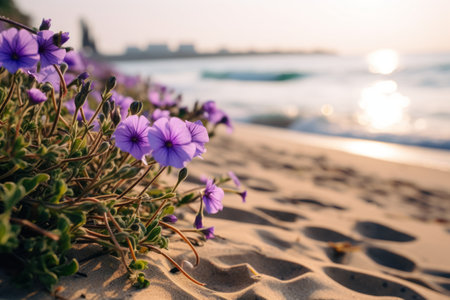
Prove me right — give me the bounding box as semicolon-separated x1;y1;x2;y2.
357;80;410;131
367;49;399;75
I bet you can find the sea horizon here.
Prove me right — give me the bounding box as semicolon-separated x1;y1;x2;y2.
114;52;450;160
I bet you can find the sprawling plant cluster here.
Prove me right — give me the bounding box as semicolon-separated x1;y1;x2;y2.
0;17;246;291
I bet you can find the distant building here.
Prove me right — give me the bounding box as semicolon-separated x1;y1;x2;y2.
176;44;196;55
146;44;171;56
217;48;230;54
80;19;98;56
125;46;142;55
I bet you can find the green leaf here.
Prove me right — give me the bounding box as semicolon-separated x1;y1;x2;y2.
43;253;59;268
39;270;58;291
20;174;50;195
57;216;70;232
0;182;27;212
178;193;195;205
53;258;79;276
129;259;148;270
158;236;169;250
145;220;158;234
161;205;174;218
48;179;67;204
146;226;161;243
64;210;86;231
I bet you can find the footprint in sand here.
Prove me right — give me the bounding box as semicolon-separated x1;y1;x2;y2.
422;269;450;292
237;176;279;193
303;226;357;243
275;197;346;211
354;221;416;242
208;207;284;229
256;229;293;250
365;246;416;272
255;207;307;222
188;260;258;292
323;266;425;300
217;251;311;281
423;269;450;279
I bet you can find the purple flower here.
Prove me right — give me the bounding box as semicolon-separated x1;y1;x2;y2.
64;51;84;72
151;108;170;122
28;65;60;91
39;18;51;31
202;179;224;214
194;213;203;229
228;171;241;188
202;100;233;133
114;115;152;163
239;190;248;203
53;31;70;47
200;227;215;240
199;174;208;183
36;30;66;68
186;120;209;157
117;73;140;88
162;214;178;223
77;71;89;81
28;88;47;104
111;91;133;119
147;117;196;168
0;28;39;73
148;86;175;107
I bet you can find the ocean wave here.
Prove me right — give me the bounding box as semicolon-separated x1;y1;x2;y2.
201;70;309;81
245;114;450;151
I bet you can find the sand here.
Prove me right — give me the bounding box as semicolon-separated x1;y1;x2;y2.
1;123;450;300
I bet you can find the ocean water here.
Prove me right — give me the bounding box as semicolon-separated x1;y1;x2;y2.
114;52;450;151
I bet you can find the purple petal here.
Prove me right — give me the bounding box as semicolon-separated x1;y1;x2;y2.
228;171;241;188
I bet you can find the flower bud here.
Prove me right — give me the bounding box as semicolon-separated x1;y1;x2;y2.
81;80;92;96
59;62;68;74
28;88;47;105
106;76;116;92
99;113;105;124
102;100;111;116
39;18;51;31
98;141;110;153
111;107;121;126
74;93;86;110
41;83;53;93
162;214;178;223
194;213;203;229
74;81;92;109
130;101;143;115
52;31;70;47
77;72;89;81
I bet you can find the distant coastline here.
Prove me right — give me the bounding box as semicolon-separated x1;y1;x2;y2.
92;49;335;62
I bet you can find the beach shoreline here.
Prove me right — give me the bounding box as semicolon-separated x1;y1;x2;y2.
1;123;449;299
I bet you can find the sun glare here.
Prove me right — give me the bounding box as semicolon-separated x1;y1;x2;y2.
367;49;399;75
357;80;410;131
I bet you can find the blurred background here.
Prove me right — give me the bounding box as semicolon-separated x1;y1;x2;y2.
3;0;450;163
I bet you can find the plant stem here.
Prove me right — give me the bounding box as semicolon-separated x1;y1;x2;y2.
159;221;200;266
106;210;137;262
53;64;67;97
144;199;168;227
117;163;154;200
137;166;167;197
0;16;37;34
0;73;17;117
47;88;62;137
142;244;205;286
103;212;131;273
10;217;59;241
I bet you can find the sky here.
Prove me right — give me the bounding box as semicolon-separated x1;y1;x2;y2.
14;0;450;55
